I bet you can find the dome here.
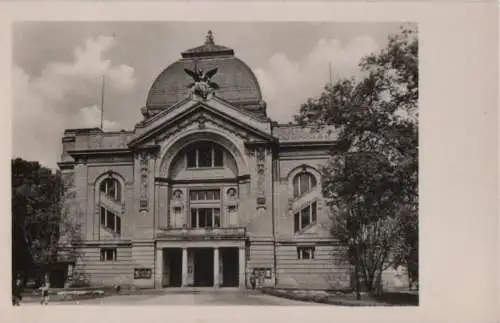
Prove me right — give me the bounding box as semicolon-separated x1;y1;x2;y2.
145;31;266;119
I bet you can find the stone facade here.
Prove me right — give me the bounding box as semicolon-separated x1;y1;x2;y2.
58;32;404;291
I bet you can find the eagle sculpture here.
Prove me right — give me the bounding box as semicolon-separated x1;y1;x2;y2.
184;66;219;100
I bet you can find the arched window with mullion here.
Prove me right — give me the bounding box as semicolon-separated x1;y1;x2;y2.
100;178;122;202
293;172;317;198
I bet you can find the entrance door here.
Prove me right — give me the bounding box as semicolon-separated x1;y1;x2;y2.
49;268;66;288
221;247;239;287
164;249;182;287
193;248;213;286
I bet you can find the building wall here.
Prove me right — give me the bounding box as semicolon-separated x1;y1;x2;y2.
275;243;350;290
73;245;133;287
61;118;361;290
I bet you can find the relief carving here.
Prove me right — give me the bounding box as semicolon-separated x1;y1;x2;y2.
245;146;255;157
172;189;183;201
257;165;265;195
139;151;149;212
255;147;266;207
256;147;265;164
226;187;238;200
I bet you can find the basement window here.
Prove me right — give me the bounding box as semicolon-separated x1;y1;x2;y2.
100;248;117;262
297;246;315;260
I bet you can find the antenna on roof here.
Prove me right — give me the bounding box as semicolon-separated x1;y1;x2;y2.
101;75;105;130
99;33;115;131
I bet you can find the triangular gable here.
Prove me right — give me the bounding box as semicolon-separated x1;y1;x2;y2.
129;96;276;147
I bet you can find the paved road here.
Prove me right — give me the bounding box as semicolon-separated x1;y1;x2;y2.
21;289;324;306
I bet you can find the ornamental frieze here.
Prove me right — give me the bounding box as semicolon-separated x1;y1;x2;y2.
138;151;150;212
154;112;251;147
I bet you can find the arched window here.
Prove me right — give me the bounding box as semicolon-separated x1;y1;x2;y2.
98;176;122;236
292;172;317;198
186;141;224;168
100;178;121;202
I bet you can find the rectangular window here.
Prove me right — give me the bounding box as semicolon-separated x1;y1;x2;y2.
299;174;310;197
100;248;117;261
190;208;221;228
189;189;220;201
187;148;197;168
297;246;315;260
115;183;121;201
198;146;212;167
301;207;309;229
107;211;115;231
100;207;106;226
294;202;318;233
198;211;206;227
116;216;121;235
186;143;224;168
108;184;116;201
311;202;317;223
214;146;223;167
191;209;197;227
214;208;221;228
100;208;121;235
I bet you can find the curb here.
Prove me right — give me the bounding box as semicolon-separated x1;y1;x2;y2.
261;289;389;307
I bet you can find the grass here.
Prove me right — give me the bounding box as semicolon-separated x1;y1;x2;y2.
261;288;418;306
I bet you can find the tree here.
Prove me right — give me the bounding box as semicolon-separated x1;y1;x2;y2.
295;26;418;297
11;158;82;288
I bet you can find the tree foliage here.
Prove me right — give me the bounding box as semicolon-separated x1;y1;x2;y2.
295;26;418;293
11;158;82;286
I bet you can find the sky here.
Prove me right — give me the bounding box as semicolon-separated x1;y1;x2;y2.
12;22;413;170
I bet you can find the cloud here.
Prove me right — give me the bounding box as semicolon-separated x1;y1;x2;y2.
13;35;136;169
67;105;119;130
255;36;380;122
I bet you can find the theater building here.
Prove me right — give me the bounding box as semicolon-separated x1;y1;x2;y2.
58;31;359;290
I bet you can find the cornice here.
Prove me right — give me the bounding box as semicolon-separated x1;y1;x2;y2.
57;161;75;170
155;174;249;185
68;148;132;156
278;141;338;148
129;103;276;148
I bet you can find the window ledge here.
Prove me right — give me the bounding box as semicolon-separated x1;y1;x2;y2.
294;222;318;235
186;166;225;171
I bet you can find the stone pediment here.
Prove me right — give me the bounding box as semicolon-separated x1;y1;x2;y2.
128;96;275;148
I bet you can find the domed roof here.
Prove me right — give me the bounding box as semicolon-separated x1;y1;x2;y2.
145;31;266;119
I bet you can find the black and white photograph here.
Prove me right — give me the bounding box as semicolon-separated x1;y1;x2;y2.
11;20;418;307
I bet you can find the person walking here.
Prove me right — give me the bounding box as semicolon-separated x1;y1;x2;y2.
39;280;50;305
12;278;22;306
250;272;256;290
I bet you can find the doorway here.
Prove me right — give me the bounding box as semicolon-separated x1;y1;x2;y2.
164;248;182;287
49;267;66;288
221;247;239;287
193;248;213;287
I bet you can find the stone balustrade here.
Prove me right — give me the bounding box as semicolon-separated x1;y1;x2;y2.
156;226;246;240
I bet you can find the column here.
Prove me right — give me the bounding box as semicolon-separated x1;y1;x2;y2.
182;248;188;287
213;247;220;288
155;248;163;289
239;247;246;288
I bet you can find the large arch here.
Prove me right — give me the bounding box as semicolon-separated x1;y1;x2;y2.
158;129;249;178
